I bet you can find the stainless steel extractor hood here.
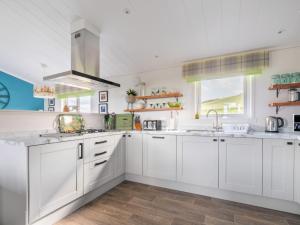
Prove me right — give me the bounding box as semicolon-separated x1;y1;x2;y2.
43;22;120;89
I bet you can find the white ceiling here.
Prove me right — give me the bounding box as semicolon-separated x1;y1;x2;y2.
0;0;300;83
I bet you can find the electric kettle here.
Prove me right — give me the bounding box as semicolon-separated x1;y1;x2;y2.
265;116;284;133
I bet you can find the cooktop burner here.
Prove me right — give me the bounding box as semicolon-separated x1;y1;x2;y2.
40;129;107;138
81;129;106;134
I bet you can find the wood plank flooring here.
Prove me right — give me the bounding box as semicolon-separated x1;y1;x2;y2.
55;181;300;225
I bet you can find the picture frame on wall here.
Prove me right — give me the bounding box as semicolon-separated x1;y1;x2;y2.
48;98;55;106
99;91;108;102
99;103;108;114
48;107;55;112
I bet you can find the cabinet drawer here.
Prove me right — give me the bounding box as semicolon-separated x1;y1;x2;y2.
84;136;116;162
84;156;114;194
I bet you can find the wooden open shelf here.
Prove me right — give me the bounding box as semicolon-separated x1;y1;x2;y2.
269;82;300;90
135;93;183;100
269;101;300;114
269;101;300;107
124;107;183;113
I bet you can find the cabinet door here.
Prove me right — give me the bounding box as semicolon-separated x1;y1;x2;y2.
114;134;126;177
126;133;143;175
29;140;84;223
143;134;177;181
295;141;300;204
177;136;219;188
263;139;294;201
219;137;263;196
84;156;114;194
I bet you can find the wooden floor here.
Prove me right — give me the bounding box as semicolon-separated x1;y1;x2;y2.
56;181;300;225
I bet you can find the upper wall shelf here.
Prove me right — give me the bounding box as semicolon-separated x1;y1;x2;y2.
124;107;183;113
135;93;183;100
269;82;300;90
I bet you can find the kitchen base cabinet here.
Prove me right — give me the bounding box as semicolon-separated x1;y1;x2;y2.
263;139;294;201
219;137;263;196
143;134;177;181
114;134;126;178
177;136;219;188
126;133;143;175
296;141;300;204
29;140;84;223
84;156;114;194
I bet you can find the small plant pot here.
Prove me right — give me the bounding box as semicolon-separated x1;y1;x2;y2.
126;95;136;104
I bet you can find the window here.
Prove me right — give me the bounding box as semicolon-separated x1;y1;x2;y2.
61;96;91;113
197;76;247;116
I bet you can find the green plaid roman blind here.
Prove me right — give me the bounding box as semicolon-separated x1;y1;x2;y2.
182;49;269;82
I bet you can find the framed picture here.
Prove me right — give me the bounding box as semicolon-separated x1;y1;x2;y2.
48;98;55;106
48;107;55;112
99;103;108;114
99;91;108;102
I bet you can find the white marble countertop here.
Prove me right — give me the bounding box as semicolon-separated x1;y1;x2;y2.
0;130;125;147
128;130;300;140
0;129;299;147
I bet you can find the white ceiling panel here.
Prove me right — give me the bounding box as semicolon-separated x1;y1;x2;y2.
0;0;299;83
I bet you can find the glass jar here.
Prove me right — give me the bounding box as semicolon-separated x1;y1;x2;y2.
271;74;281;84
280;74;290;84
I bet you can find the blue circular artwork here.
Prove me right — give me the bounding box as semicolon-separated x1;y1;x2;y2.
0;82;10;109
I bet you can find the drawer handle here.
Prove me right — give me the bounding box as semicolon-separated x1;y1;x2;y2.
213;139;218;142
123;134;126;137
94;151;107;157
78;143;83;159
220;139;225;142
152;136;165;139
128;135;131;137
287;142;293;145
94;160;107;167
95;140;107;145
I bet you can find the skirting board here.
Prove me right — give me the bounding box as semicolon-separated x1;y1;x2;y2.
32;175;125;225
125;173;300;215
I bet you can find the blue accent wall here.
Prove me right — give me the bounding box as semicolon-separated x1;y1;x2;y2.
0;71;44;110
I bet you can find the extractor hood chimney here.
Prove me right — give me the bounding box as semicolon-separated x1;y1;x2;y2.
43;19;120;89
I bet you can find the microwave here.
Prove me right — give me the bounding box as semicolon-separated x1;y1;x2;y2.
143;120;162;131
294;115;300;132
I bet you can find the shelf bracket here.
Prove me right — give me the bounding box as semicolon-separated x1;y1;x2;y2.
276;106;280;114
276;88;280;98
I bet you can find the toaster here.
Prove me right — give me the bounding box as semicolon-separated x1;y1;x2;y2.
143;120;162;131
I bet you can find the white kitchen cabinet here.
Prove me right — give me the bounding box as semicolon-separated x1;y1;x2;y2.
295;141;300;204
29;140;84;223
114;134;126;177
143;134;177;181
263;139;294;201
84;156;114;194
219;137;263;196
177;136;219;188
126;133;143;175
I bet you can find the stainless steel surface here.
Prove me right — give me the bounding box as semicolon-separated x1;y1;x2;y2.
39;129;107;139
206;109;222;131
39;133;82;138
265;116;284;132
288;89;300;102
44;28;120;89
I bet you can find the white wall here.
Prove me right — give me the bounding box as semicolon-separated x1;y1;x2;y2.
107;46;300;131
0;111;104;132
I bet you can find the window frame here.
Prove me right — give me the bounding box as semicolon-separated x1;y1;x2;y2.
194;75;253;119
61;96;92;113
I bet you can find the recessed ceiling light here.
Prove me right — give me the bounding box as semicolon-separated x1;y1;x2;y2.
123;8;130;15
277;29;286;34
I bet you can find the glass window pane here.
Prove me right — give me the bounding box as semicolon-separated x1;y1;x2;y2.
200;76;244;115
79;96;91;113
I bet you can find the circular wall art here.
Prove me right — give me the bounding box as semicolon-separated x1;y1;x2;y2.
0;82;10;109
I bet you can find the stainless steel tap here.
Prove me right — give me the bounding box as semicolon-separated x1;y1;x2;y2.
206;109;222;131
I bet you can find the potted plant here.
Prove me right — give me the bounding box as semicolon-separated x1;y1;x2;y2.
126;89;137;109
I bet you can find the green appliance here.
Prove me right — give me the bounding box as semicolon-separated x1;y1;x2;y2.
115;114;133;130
